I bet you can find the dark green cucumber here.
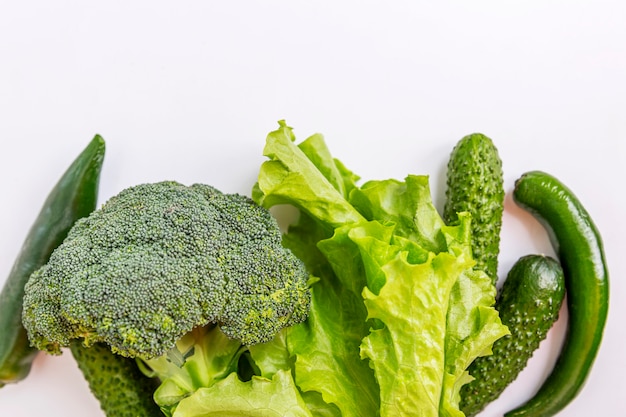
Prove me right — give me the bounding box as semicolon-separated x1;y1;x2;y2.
0;136;105;387
460;254;565;416
70;341;162;417
443;133;504;285
506;171;609;417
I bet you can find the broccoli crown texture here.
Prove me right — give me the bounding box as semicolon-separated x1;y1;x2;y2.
22;181;311;358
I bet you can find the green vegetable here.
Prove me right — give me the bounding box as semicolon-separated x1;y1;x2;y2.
173;371;313;417
16;123;511;416
245;121;509;417
0;135;105;387
141;324;249;416
506;170;609;417
460;254;565;416
443;133;504;285
22;181;310;357
69;340;162;417
21;180;311;415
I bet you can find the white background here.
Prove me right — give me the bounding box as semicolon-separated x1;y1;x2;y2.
0;1;624;416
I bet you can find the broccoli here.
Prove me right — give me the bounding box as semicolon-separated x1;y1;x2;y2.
21;180;311;359
21;181;311;415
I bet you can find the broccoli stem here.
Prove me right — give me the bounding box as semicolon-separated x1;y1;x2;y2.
69;340;163;417
140;325;247;416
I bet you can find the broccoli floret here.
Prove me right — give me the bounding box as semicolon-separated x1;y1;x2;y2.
22;181;311;360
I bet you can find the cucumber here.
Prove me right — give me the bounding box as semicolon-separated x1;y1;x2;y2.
460;254;565;416
443;133;504;285
70;340;162;417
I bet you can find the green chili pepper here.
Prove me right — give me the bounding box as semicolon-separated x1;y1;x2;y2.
0;135;105;387
507;170;609;417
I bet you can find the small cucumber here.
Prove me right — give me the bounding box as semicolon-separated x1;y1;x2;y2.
70;341;162;417
460;254;565;416
443;133;504;285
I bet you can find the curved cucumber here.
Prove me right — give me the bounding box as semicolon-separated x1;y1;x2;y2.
460;254;565;416
507;170;609;417
443;133;504;285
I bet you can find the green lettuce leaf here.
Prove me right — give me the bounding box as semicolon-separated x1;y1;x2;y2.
348;175;510;416
172;370;312;417
360;250;464;416
249;219;381;417
253;120;364;229
289;276;380;416
249;121;507;416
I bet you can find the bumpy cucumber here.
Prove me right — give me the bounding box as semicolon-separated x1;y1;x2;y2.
70;341;161;417
460;254;565;416
443;133;504;285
